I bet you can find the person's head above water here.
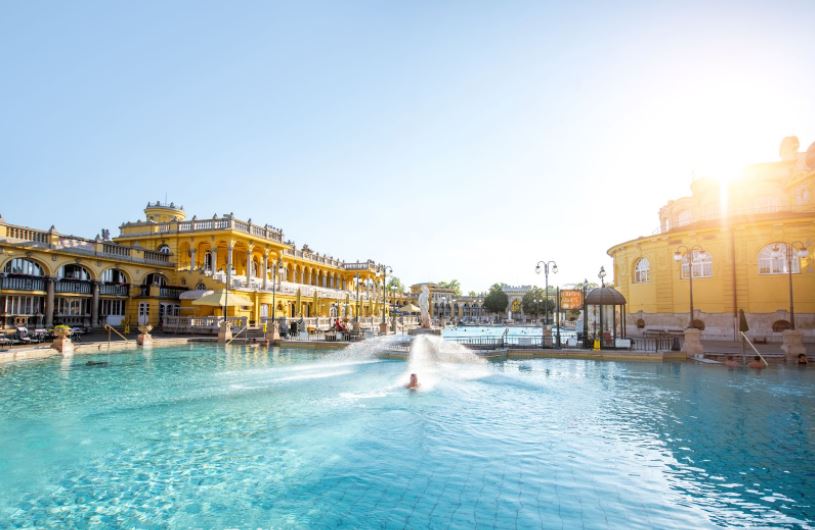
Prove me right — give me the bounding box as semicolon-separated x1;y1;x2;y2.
406;373;419;389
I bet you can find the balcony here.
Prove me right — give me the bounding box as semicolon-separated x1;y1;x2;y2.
100;283;129;297
55;279;92;295
1;275;46;292
120;216;284;243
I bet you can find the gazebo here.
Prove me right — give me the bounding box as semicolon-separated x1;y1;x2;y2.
585;287;627;348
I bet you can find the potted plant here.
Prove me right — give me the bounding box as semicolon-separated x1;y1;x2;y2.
51;324;74;354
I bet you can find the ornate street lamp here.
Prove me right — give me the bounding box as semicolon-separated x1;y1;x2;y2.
534;260;558;325
581;279;590;348
772;241;808;330
673;245;706;327
270;258;285;334
354;273;361;326
378;265;392;330
597;267;607;345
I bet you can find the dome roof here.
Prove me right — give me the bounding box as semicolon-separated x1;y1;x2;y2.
585;287;626;305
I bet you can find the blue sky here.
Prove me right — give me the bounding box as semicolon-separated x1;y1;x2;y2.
2;1;814;292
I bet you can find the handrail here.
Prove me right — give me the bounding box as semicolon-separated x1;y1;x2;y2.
740;331;768;366
226;325;248;346
104;324;130;350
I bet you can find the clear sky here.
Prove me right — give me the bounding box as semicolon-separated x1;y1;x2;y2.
2;1;813;293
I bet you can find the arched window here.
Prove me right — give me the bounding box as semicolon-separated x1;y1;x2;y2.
203;252;213;271
157;244;171;255
633;258;650;283
58;264;91;281
3;258;44;276
681;251;712;279
101;268;128;284
144;273;167;286
758;244;801;275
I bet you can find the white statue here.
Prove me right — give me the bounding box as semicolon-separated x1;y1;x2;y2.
418;285;431;328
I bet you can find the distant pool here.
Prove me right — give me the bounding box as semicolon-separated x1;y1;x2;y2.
1;344;813;528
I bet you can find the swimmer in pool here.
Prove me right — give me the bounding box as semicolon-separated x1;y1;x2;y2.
723;355;739;368
747;355;766;369
406;373;420;390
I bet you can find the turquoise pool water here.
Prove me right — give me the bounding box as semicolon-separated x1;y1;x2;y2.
1;344;813;528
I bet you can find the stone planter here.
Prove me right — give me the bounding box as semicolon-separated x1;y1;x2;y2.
781;329;806;361
681;328;703;357
51;328;74;355
137;324;153;347
217;321;232;344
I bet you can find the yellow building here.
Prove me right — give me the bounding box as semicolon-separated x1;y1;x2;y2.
608;137;815;341
1;202;392;332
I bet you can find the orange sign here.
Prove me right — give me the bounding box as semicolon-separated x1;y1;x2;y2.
560;289;583;310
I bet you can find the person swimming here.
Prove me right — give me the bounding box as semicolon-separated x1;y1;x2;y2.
747;355;766;369
724;355;739;368
406;373;420;390
798;353;808;366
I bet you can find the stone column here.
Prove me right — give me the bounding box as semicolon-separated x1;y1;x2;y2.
46;277;55;327
91;281;100;328
262;252;269;290
190;246;197;271
246;245;254;286
211;247;218;273
226;243;234;287
681;328;703;357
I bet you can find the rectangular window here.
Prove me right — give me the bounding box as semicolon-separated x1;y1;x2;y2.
100;299;125;316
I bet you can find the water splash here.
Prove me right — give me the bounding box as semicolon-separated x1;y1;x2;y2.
404;335;488;390
323;335;405;362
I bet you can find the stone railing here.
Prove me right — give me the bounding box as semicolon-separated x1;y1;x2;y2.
0;221;176;267
0;275;47;292
121;216;284;243
662;202;815;233
162;316;248;334
283;248;344;267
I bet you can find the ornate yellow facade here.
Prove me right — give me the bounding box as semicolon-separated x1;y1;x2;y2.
0;202;392;331
608;138;815;340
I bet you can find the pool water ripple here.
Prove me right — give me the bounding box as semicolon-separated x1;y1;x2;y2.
1;344;814;528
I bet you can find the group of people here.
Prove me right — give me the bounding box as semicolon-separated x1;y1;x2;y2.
723;353;808;369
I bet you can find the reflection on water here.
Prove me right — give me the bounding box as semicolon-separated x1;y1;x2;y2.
0;344;813;529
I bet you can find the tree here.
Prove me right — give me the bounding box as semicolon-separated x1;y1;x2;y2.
437;279;461;296
522;287;555;317
387;277;404;293
482;283;508;314
467;290;477;297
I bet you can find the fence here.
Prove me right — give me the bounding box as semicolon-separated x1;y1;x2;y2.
161;316;248;334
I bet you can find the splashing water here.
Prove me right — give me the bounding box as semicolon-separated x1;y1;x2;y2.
322;334;406;362
405;335;489;390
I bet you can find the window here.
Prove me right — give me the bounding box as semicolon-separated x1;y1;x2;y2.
204;252;213;271
58;264;91;281
3;258;44;277
55;298;90;316
758;244;801;275
680;251;712;278
100;299;125;316
101;268;127;284
158;244;171;254
144;273;167;286
2;295;45;315
633;258;650;283
138;302;150;325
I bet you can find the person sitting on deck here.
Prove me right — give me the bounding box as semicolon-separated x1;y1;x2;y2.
747;355;766;369
798;353;808;366
405;373;420;390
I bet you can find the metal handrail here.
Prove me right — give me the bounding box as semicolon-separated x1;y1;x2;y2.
104;324;130;350
226;325;248;346
740;331;768;366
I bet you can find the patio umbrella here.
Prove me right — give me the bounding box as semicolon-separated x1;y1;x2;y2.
399;303;421;313
191;290;253;308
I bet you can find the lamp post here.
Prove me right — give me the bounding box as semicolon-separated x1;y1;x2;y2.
270;258;285;339
775;241;808;330
597;267;606;346
355;273;361;326
378;265;392;333
534;260;558;325
673;245;705;327
581;279;589;348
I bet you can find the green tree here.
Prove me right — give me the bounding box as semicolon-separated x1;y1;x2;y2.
522;287;555;317
437;279;462;296
482;283;508;314
467;290;477;297
386;277;404;292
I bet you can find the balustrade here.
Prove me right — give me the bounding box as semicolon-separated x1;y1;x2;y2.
100;283;129;296
55;279;92;295
1;275;47;292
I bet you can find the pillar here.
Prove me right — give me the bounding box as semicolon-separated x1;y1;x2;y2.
226;243;234;287
262;252;269;290
211;247;218;273
46;277;55;327
91;281;100;328
190;246;197;271
246;245;253;286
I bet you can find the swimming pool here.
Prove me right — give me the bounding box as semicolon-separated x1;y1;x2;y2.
1;344;813;528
